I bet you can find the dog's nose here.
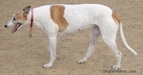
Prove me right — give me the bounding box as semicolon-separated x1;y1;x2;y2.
4;25;8;28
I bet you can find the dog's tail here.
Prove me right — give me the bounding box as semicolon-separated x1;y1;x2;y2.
119;23;137;55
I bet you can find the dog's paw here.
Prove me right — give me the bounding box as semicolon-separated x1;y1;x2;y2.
113;65;120;69
77;59;87;64
43;63;52;68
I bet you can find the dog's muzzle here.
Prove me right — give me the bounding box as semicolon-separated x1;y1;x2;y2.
12;23;22;33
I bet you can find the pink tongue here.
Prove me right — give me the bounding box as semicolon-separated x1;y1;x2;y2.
12;24;19;33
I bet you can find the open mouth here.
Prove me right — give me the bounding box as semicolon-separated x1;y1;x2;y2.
12;23;22;33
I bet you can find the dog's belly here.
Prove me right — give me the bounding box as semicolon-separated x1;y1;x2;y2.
58;24;95;36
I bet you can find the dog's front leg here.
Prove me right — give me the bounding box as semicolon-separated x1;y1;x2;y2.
43;37;57;68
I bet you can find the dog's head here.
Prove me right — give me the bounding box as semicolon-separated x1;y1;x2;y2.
5;6;31;33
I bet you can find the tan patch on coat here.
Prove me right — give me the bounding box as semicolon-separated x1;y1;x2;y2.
112;12;121;25
14;11;27;23
50;5;69;32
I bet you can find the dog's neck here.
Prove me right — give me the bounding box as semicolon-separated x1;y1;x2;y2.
27;8;43;29
26;8;42;37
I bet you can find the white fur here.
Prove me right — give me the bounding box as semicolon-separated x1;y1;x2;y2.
5;4;137;69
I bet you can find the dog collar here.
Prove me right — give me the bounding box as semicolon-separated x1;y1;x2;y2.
29;9;33;37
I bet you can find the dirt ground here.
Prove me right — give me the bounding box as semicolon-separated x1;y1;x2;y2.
0;0;143;75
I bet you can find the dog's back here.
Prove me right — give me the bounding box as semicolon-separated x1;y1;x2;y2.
62;4;112;33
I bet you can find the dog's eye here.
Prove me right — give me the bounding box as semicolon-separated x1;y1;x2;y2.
13;18;16;21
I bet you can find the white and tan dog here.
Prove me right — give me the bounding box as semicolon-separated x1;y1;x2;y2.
5;4;137;69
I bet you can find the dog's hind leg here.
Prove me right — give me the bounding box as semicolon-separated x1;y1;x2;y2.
99;20;122;69
78;25;101;64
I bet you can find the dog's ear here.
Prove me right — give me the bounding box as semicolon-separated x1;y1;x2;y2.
23;6;31;15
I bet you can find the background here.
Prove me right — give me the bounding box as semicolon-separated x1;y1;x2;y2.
0;0;143;75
